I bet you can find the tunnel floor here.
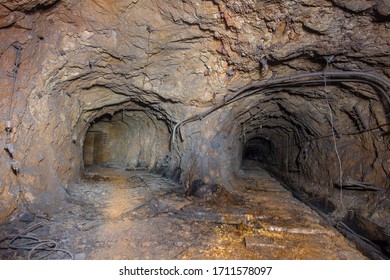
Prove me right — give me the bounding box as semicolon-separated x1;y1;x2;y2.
0;164;365;260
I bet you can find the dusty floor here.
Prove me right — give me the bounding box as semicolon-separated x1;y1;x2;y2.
0;162;365;260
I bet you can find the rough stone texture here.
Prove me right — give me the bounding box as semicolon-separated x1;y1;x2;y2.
0;0;389;250
376;0;390;16
0;0;59;12
331;0;376;13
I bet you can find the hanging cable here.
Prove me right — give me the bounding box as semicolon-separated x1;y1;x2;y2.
5;42;22;139
323;56;345;208
2;42;23;174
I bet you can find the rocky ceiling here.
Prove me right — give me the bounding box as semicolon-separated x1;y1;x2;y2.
0;0;389;247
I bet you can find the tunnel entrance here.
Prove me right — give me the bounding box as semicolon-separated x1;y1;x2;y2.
82;109;170;171
242;137;275;164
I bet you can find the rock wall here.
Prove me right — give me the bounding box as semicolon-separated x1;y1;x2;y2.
0;0;389;243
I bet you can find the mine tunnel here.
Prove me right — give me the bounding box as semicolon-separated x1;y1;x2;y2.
82;108;171;171
1;0;390;261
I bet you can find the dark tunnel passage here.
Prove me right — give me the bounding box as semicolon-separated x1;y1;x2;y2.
233;80;390;184
241;136;275;164
228;77;390;258
164;72;390;259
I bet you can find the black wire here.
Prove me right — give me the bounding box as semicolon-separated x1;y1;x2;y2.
0;222;74;260
170;71;390;147
7;42;22;127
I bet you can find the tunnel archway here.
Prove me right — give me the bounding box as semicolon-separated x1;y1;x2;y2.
82;108;171;172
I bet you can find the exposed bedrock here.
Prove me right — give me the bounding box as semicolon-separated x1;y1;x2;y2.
0;0;389;252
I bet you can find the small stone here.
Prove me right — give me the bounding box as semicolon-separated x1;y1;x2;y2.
19;212;35;223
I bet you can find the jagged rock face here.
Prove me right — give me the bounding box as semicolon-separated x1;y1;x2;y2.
0;0;389;246
0;0;59;11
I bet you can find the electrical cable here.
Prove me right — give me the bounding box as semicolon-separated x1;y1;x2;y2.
6;42;22;137
142;26;153;87
170;70;390;147
0;222;74;260
323;58;345;208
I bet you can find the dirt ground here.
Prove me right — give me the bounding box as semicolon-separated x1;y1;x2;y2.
0;163;365;260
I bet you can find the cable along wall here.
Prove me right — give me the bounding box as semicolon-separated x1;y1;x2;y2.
172;69;389;211
168;69;390;256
